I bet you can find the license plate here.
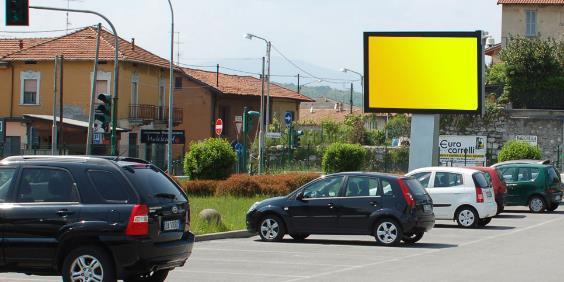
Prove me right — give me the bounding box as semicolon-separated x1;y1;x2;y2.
423;204;432;212
163;220;180;231
556;195;561;201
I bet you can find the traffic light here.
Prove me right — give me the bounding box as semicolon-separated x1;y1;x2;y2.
5;0;29;26
292;130;304;148
95;93;111;132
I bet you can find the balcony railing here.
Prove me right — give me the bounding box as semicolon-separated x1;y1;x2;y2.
129;104;183;124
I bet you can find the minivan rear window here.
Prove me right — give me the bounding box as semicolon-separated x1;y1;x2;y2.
547;166;560;184
123;166;187;204
405;179;427;196
473;172;490;188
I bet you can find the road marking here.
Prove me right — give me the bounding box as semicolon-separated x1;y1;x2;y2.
0;277;59;282
190;257;355;267
284;215;564;282
174;269;308;278
196;247;389;258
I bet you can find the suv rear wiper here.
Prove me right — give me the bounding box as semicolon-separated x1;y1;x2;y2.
154;193;177;200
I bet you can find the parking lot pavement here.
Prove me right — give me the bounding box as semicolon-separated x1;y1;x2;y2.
2;206;564;282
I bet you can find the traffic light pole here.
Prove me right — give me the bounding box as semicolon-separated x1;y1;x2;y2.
29;6;120;155
86;23;102;155
166;0;175;172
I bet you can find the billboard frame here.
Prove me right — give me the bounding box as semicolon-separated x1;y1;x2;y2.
363;31;484;115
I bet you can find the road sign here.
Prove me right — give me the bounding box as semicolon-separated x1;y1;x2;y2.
284;112;293;125
215;119;223;136
235;115;243;122
92;133;103;145
234;142;243;154
234;121;242;134
266;132;282;139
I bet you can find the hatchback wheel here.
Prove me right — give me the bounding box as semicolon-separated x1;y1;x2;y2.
456;207;477;228
258;215;285;242
124;270;169;282
374;219;402;246
62;246;115;282
529;196;546;213
402;231;424;244
477;217;492;227
289;234;310;241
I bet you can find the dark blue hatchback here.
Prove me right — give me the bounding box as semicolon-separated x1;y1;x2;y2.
247;172;435;246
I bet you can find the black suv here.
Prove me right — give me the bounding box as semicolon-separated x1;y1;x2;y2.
0;156;194;282
247;172;435;246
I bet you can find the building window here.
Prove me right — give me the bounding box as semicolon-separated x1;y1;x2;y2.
20;71;40;105
131;74;139;105
175;76;183;89
525;10;537;37
92;71;111;96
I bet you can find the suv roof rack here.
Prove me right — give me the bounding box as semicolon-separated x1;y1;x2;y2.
91;156;151;164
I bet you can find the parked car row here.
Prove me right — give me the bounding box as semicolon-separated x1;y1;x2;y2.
247;159;562;246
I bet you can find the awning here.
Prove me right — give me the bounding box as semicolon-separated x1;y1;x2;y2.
23;114;128;132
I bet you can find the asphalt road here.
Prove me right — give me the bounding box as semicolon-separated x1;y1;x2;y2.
2;206;564;282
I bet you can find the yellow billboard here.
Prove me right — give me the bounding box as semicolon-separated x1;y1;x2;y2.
364;31;483;114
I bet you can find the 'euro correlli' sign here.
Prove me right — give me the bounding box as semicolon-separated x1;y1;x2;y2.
439;135;487;167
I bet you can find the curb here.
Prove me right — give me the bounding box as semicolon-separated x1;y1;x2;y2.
195;230;255;242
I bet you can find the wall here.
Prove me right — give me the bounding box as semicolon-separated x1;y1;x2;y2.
501;4;564;45
271;98;300;126
440;109;564;169
173;77;214;146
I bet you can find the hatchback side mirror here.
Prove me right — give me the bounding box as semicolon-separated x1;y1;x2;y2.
296;193;304;201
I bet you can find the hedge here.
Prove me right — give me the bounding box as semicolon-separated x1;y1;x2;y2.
179;173;320;197
497;140;542;162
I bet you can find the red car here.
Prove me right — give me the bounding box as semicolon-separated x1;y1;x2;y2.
469;166;507;214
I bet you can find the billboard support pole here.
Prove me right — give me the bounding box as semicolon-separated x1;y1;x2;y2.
408;114;440;171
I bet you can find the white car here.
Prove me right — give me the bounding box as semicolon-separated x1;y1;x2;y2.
406;167;497;228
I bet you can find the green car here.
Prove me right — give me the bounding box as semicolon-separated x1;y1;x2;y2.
493;163;562;213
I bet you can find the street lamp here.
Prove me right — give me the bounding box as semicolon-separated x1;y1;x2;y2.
167;0;175;174
244;33;272;175
340;67;364;104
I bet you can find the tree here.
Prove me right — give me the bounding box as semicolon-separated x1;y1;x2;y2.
385;115;410;139
500;37;564;109
184;138;237;180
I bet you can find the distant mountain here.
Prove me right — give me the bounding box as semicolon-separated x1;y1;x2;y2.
278;83;364;108
184;57;363;91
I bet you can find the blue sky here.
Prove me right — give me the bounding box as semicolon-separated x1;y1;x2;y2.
1;0;501;85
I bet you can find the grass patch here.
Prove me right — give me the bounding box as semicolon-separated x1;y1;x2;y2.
189;195;267;235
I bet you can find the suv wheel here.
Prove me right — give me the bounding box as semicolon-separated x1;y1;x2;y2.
529;196;546;213
289;234;310;241
258;215;285;242
124;270;170;282
456;207;477;228
374;219;402;246
402;231;424;244
62;246;115;282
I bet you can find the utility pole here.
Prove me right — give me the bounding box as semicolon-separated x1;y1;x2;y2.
51;56;59;155
166;0;175;172
350;82;353;114
86;23;102;155
258;57;265;174
59;55;64;154
265;41;271;129
297;74;300;94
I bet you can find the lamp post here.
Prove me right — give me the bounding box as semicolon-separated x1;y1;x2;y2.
244;33;271;174
167;0;175;173
340;67;364;110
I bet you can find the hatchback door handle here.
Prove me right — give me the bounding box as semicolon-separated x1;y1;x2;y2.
369;201;378;206
56;209;75;217
327;203;334;209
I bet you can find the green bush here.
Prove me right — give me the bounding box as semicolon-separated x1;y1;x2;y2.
497;140;541;162
322;143;367;173
365;130;386;146
183;138;237;180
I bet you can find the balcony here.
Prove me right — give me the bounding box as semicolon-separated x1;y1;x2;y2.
129;104;183;125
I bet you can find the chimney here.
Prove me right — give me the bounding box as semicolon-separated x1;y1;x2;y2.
131;38;135;51
310;106;314;113
19;40;23;50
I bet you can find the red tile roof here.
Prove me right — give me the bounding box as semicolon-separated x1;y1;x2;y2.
485;43;502;56
497;0;564;4
0;38;50;57
182;68;314;102
0;26;173;69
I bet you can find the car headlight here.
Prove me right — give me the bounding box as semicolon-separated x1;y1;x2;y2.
248;201;260;212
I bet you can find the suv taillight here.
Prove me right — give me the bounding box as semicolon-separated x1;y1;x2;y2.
398;179;415;208
475;186;484;203
185;206;191;232
126;204;149;236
